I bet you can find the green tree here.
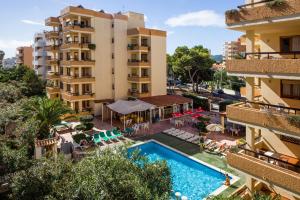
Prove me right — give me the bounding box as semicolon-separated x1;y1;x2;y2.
24;97;72;139
169;45;214;93
10;148;172;200
21;69;45;96
0;82;23;103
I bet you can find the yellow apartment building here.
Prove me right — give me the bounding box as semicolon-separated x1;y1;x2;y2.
45;6;167;115
16;46;33;68
225;0;300;199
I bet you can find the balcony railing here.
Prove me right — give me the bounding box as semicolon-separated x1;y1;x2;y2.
227;101;300;136
128;59;150;66
128;75;150;82
226;52;300;75
127;44;149;51
61;59;95;66
227;150;300;194
237;0;273;9
64;24;94;32
226;0;298;25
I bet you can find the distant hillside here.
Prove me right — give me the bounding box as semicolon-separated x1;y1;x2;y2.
212;55;223;63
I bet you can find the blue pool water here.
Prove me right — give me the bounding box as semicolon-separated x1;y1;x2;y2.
128;141;227;200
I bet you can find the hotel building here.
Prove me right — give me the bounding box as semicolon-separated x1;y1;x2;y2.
223;36;246;60
33;32;48;79
225;0;300;199
16;46;33;68
45;6;167;115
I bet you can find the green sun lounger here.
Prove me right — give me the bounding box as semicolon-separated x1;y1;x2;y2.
106;131;118;140
99;132;110;141
113;130;123;138
93;133;102;144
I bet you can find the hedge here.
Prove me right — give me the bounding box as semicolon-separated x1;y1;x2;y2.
219;100;236;112
182;93;209;111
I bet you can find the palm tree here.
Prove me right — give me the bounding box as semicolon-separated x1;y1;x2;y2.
26;97;72;139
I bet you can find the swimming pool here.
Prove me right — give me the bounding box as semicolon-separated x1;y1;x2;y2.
128;140;238;200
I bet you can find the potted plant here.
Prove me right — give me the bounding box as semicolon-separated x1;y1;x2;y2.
266;0;286;8
225;9;239;18
88;43;96;50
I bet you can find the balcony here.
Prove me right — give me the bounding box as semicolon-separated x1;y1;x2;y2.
44;31;59;39
61;59;95;66
226;0;300;26
45;45;59;52
227;101;300;137
61;42;94;50
128;75;150;82
127;44;149;52
227;149;300;195
60;75;95;83
46;58;60;65
47;72;60;79
45;17;60;26
240;86;261;99
63;24;94;32
128;90;150;98
61;91;95;101
226;52;300;77
46;86;60;93
128;59;150;67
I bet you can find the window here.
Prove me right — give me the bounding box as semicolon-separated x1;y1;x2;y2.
280;37;291;53
281;80;300;99
112;38;114;44
112;53;114;59
66;84;71;92
280;36;300;53
112;23;114;28
60;82;63;90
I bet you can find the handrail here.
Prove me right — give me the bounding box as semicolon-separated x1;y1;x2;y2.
244;51;300;59
242;100;300;114
237;0;273;9
237;146;300;172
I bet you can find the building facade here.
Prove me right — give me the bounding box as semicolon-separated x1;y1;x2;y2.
223;36;246;60
45;6;167;115
33;33;48;79
225;0;300;199
16;46;33;68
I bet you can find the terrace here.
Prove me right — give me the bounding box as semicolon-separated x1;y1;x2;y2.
227;146;300;194
225;0;300;27
227;52;300;77
227;101;300;137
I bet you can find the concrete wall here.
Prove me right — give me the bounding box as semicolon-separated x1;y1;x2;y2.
150;35;167;96
260;78;300;109
113;18;128;100
93;17;113;101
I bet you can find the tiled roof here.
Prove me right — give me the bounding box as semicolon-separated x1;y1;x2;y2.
139;95;192;107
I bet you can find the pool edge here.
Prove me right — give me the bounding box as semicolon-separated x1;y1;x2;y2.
130;139;240;199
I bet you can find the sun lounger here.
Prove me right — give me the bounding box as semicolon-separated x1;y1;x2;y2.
112;130;124;138
187;135;200;143
106;131;118;140
177;132;194;140
99;132;110;142
93;133;102;144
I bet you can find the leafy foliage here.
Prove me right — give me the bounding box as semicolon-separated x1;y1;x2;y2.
10;148;172;200
287;115;300;129
24;97;72;139
219;100;237;112
266;0;286;7
169;45;214;93
182;93;209;110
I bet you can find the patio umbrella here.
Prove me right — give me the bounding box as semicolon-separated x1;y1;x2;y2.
206;124;224;132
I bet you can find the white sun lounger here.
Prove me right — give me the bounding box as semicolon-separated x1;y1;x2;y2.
187;135;200;143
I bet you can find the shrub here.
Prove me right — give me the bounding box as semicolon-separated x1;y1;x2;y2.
195;121;207;133
225;9;239;17
75;124;86;131
287;115;300;129
88;43;96;50
266;0;286;7
72;133;87;144
182;93;209;111
79;115;94;123
219;100;236;112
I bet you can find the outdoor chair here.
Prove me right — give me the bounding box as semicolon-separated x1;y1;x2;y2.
105;131;118;141
99;132;110;142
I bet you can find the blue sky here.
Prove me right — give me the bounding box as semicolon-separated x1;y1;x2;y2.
0;0;244;58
